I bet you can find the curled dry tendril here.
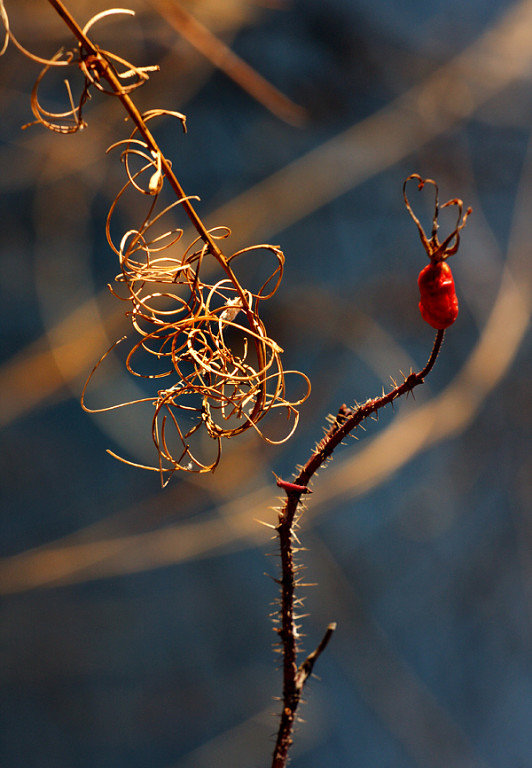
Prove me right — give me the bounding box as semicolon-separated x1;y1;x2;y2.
83;111;310;480
8;8;159;133
10;2;310;481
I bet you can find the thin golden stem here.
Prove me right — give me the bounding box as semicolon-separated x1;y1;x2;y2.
46;0;221;259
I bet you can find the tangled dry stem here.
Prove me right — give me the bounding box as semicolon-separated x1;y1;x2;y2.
4;0;310;481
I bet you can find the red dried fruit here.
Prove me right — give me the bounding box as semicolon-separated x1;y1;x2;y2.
403;173;471;331
418;261;458;330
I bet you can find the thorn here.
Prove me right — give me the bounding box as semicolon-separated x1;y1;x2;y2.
255;518;276;529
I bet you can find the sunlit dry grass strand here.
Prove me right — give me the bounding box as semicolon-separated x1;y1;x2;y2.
0;0;9;56
147;0;307;126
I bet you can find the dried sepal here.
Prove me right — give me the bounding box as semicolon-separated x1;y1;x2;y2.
403;173;472;263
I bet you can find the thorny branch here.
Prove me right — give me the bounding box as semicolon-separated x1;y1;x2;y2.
271;329;444;768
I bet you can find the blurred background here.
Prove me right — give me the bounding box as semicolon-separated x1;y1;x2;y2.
1;1;531;766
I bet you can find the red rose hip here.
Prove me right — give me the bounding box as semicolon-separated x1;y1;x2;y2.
403;173;471;331
418;261;458;329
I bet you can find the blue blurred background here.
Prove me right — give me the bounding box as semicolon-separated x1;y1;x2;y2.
1;1;531;767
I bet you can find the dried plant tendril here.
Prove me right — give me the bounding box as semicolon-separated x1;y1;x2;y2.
89;122;311;480
13;3;309;481
15;8;159;133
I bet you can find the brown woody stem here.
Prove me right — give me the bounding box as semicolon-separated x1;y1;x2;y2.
271;329;444;768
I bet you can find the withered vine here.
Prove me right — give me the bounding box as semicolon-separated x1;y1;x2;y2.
6;0;310;482
1;3;471;767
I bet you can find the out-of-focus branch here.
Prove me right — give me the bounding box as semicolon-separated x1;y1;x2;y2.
147;0;307;125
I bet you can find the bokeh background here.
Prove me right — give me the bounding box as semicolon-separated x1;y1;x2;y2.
1;1;531;767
